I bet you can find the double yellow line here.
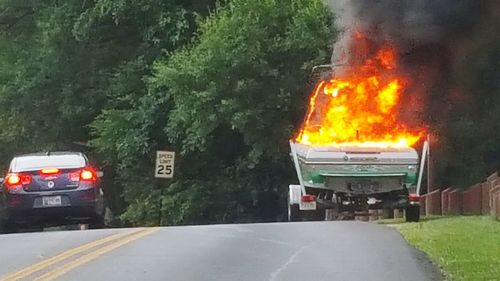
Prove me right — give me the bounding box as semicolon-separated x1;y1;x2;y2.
1;228;158;281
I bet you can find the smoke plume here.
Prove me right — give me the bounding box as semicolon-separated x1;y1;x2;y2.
321;0;500;186
329;0;483;63
327;0;490;127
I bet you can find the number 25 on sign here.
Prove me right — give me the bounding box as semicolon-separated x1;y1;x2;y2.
155;151;175;178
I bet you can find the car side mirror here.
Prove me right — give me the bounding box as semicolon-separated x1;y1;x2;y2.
96;171;104;178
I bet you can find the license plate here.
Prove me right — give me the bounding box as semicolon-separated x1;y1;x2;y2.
299;201;317;211
350;182;379;193
42;196;62;207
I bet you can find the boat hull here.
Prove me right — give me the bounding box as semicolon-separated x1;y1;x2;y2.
294;143;419;195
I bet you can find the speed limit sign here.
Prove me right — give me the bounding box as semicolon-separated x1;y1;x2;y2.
155;151;175;178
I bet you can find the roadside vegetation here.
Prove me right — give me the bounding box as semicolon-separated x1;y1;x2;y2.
393;216;500;281
0;0;499;226
0;0;334;225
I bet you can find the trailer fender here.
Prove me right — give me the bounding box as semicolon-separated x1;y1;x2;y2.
289;185;302;205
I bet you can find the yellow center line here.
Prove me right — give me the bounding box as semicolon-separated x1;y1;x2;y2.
0;228;147;281
35;228;159;281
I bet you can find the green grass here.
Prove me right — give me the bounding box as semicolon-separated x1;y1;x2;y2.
392;216;500;281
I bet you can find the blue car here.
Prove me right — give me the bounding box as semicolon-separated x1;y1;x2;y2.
0;152;105;232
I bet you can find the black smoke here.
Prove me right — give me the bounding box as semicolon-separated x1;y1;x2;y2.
327;0;491;126
329;0;484;62
327;0;500;186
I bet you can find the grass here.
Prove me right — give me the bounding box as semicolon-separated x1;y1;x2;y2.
391;216;500;281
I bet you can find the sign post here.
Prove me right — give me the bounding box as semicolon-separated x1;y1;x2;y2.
155;151;175;179
155;151;175;226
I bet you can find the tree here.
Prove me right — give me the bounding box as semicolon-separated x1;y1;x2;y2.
142;0;335;225
431;9;500;187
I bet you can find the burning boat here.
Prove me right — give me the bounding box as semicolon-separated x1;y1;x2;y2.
288;42;427;222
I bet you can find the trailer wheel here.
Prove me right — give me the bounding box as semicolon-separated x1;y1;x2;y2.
288;203;300;222
313;208;326;221
405;205;420;222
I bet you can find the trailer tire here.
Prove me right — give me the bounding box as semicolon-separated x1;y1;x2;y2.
313;209;325;221
288;203;301;222
405;205;420;222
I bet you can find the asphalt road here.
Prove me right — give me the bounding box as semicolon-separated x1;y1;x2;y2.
0;222;440;281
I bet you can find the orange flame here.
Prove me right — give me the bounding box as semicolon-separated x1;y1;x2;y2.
297;47;424;148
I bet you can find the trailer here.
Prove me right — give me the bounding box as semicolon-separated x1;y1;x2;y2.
287;140;428;222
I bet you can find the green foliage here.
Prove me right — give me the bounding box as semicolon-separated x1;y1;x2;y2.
0;0;333;225
0;1;105;153
144;0;334;224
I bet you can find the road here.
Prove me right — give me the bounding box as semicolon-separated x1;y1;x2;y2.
0;222;440;281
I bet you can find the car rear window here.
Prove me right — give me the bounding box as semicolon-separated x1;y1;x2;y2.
11;155;86;172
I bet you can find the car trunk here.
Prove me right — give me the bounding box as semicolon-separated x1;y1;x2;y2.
22;168;81;192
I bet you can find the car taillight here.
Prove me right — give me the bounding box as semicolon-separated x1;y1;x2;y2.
6;174;20;186
5;173;31;188
21;175;32;185
41;168;60;175
70;172;80;182
80;169;95;181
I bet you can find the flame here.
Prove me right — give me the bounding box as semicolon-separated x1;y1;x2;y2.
297;46;424;148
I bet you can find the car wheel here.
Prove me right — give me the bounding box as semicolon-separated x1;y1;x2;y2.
405;205;420;222
0;219;18;234
89;215;105;229
0;220;6;234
